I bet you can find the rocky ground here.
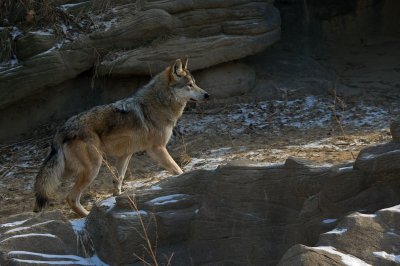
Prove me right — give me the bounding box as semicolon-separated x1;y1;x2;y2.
0;93;398;219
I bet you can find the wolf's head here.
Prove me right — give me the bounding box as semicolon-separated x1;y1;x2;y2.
168;57;209;102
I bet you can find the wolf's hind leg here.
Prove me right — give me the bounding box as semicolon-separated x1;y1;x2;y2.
112;154;133;196
66;142;102;217
147;146;183;175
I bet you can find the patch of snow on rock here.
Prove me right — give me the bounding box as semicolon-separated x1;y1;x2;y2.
314;246;371;266
0;219;27;228
99;197;116;211
8;251;109;265
70;219;86;234
373;251;400;263
322;218;337;224
148;194;187;205
324;228;348;235
380;205;400;213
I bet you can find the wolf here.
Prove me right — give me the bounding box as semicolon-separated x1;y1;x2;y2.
33;57;209;217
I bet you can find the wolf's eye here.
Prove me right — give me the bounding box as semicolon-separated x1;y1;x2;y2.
187;83;193;87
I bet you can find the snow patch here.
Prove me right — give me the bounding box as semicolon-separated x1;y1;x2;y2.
145;185;162;191
338;166;353;172
386;231;400;237
380;205;400;213
353;213;377;218
148;194;187;205
1;233;57;244
177;97;399;137
10;27;22;39
4;220;54;234
115;210;147;218
99;197;116;211
29;30;53;36
324;228;348;235
373;251;400;263
0;219;27;228
60;1;89;10
322;218;337;224
70;219;86;234
314;246;371;266
8;251;108;265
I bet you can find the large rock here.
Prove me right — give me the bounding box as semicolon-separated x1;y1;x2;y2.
97;23;280;76
1;139;400;265
15;32;57;60
86;163;328;265
244;50;336;99
279;205;400;266
86;139;400;265
0;47;97;108
0;211;97;265
0;0;281;108
354;142;400;174
194;62;256;99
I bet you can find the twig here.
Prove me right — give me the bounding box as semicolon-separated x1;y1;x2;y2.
331;82;356;159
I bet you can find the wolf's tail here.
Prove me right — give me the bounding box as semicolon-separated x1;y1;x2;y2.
33;136;65;212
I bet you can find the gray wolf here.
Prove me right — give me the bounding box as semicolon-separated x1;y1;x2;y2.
33;57;209;217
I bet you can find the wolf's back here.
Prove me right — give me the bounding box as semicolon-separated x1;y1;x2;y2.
33;137;65;212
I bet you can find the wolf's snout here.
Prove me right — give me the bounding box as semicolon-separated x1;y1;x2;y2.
204;93;210;99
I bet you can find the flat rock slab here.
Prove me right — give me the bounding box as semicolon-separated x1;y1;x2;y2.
279;206;400;266
354;142;400;173
86;140;400;265
0;211;82;265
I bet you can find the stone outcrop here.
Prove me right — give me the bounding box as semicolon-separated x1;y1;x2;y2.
279;206;400;266
194;62;257;98
0;0;281;143
1;121;399;265
0;211;97;265
0;0;281;108
84;121;400;265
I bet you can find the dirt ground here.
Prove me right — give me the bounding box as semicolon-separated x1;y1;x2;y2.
0;92;398;219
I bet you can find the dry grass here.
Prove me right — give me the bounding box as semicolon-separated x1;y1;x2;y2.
97;146;173;266
0;27;14;62
0;0;77;63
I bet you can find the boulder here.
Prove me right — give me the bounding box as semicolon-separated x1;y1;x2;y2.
354;142;400;174
85;139;400;265
1;138;400;265
244;50;335;98
97;30;280;76
279;205;400;266
278;244;345;266
194;62;256;99
0;0;281;108
0;47;97;108
15;32;57;60
0;211;92;265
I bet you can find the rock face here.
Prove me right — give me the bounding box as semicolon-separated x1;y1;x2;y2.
0;0;280;108
244;50;335;99
0;211;100;265
1;122;400;265
0;0;280;142
194;62;257;99
279;206;400;266
274;0;400;55
85;131;400;265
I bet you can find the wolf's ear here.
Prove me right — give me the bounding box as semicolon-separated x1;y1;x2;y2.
182;56;188;70
171;59;183;79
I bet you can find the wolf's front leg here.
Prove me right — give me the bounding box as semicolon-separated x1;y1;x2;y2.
113;154;133;195
147;146;183;175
